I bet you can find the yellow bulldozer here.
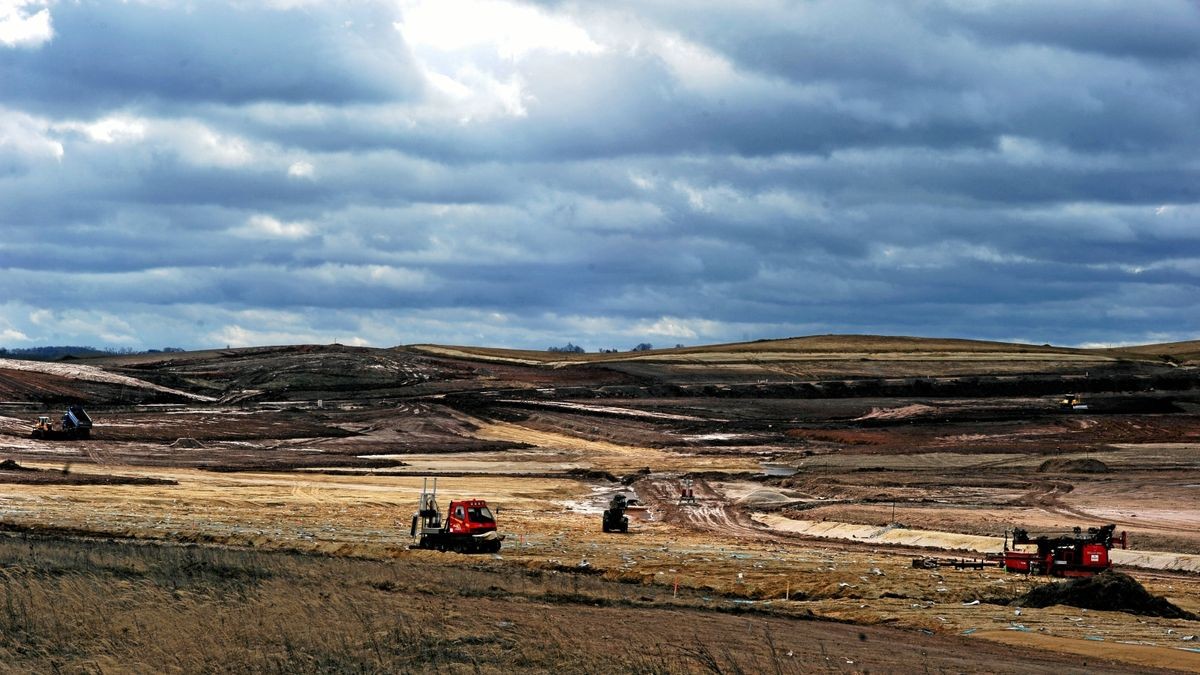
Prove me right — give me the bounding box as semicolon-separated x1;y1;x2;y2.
1058;394;1087;410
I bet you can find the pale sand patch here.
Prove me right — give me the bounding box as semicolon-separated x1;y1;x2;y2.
755;514;1004;552
467;420;759;473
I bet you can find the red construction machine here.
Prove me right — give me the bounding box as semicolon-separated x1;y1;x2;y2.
409;478;504;553
997;524;1127;578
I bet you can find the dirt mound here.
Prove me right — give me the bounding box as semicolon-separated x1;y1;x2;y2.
735;489;795;508
170;437;206;449
0;459;34;471
566;468;618;482
1011;570;1196;619
1037;458;1110;473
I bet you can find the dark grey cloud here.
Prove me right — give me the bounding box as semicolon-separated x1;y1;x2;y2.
0;0;1197;350
1;2;421;114
936;0;1200;61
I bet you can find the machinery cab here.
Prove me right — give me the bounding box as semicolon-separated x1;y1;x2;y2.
446;499;497;536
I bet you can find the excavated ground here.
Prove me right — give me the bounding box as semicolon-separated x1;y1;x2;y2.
0;341;1199;671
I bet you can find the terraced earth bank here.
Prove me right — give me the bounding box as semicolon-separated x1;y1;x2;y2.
2;335;1200;672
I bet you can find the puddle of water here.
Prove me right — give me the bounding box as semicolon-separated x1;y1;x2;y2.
760;463;797;477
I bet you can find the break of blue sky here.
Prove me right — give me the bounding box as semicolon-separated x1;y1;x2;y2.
1;0;1197;350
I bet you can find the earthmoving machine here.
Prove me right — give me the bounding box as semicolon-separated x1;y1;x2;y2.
996;524;1126;577
30;405;93;440
409;477;503;553
1058;394;1088;410
602;493;630;533
678;478;697;505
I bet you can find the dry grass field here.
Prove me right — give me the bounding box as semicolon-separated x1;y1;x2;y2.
0;534;1174;674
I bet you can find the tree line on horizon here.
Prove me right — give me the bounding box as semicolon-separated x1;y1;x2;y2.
0;346;185;361
548;342;684;353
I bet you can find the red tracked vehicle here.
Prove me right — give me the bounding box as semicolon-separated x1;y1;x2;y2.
409;478;504;553
998;524;1126;578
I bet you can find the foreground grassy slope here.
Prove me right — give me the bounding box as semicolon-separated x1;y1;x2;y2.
0;534;1144;674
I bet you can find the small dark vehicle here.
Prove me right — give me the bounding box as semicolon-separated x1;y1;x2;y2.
602;494;629;533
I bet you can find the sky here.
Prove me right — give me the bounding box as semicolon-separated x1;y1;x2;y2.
1;0;1198;351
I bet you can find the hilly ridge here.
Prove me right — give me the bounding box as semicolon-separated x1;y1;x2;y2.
0;334;1194;406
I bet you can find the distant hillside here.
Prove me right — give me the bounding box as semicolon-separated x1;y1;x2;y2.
413;334;1119;365
3;335;1196;405
1099;340;1200;365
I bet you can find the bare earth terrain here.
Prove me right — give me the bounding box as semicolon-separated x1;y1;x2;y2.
2;335;1200;672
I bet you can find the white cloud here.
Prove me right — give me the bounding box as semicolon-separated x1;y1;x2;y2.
209;323;367;348
640;316;701;340
869;241;1037;269
650;33;739;93
184;124;255;167
236;214;314;240
674;181;712;212
55;114;147;144
23;308;136;344
0;327;29;341
304;263;429;290
559;314;718;342
54;114;287;171
0;108;63;160
288;160;315;178
427;64;530;121
396;0;602;60
395;0;601;123
0;0;53;48
629;172;657;191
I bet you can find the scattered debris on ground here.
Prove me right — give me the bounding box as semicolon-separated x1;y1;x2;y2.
911;556;989;570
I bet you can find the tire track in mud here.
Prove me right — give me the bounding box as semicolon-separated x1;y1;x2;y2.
1004;479;1141;530
1006;480;1193;537
638;477;791;545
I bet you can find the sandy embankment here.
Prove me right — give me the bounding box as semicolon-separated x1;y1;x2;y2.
0;358;215;402
753;514;1200;573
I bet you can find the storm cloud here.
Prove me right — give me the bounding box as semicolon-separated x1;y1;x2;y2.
1;0;1197;350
